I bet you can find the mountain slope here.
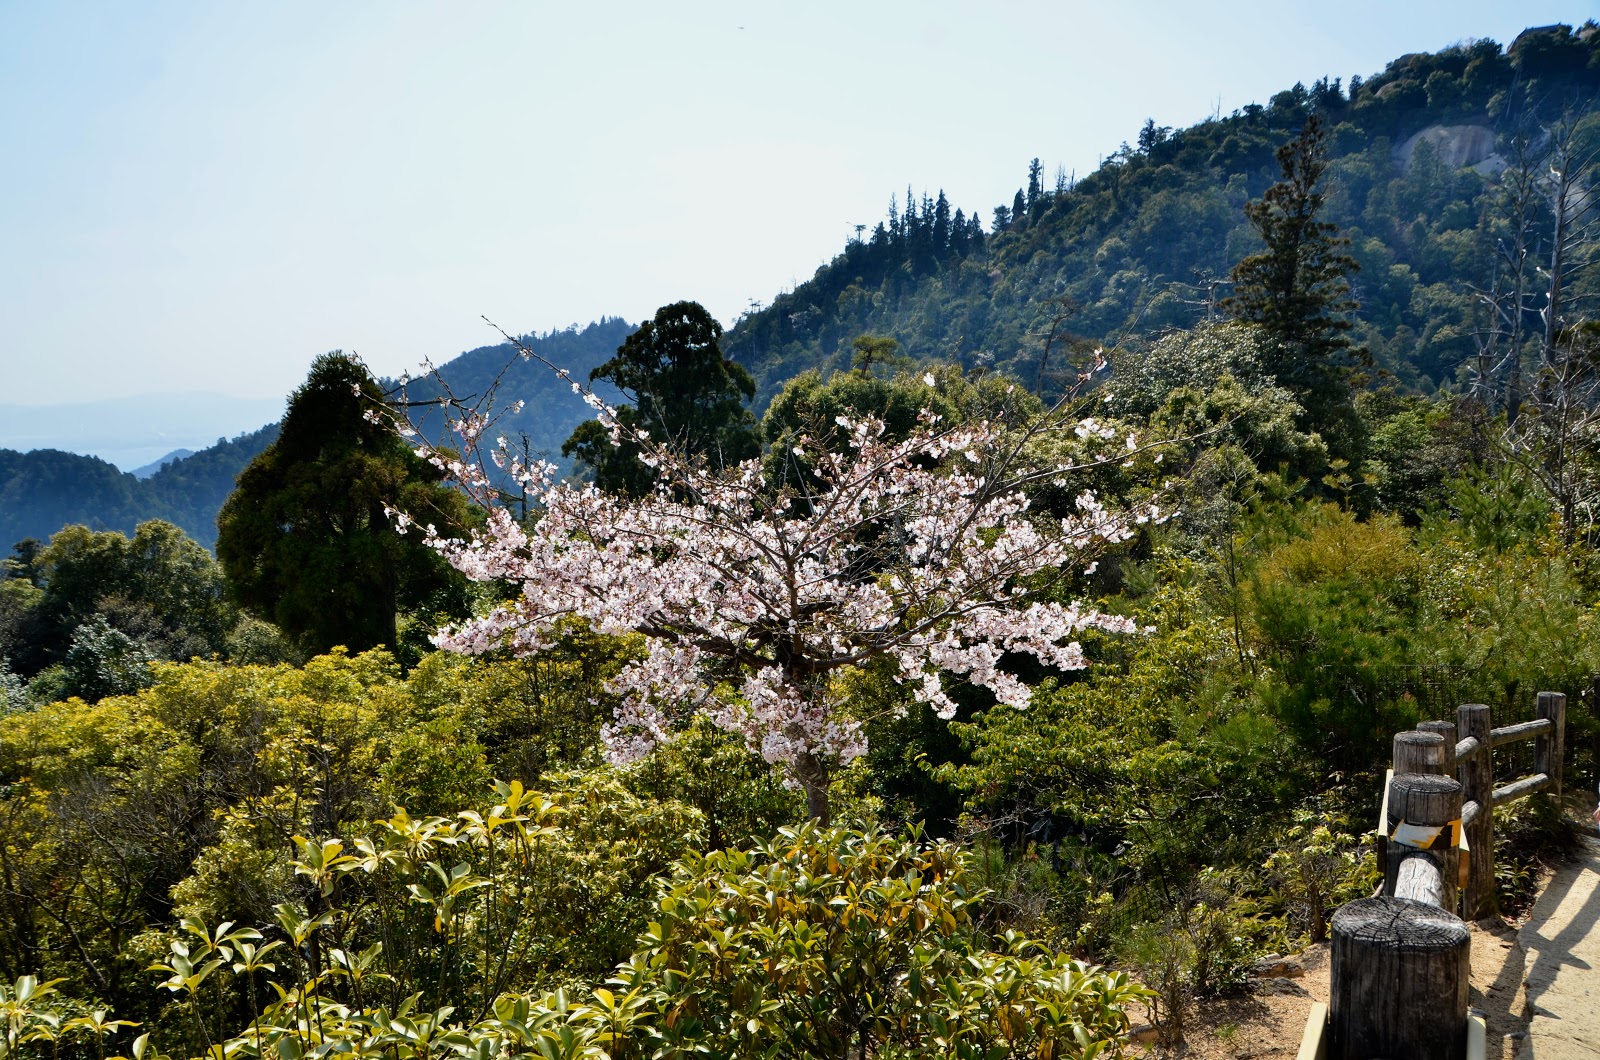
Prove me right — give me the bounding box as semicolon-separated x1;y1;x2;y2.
0;320;633;552
395;318;631;463
724;24;1600;403
131;450;196;478
0;425;280;550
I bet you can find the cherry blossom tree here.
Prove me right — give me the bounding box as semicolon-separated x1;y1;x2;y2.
403;340;1159;823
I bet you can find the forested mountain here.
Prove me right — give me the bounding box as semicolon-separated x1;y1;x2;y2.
7;23;1600;1060
393;317;631;461
130;449;196;478
0;424;279;549
0;320;631;550
724;24;1600;403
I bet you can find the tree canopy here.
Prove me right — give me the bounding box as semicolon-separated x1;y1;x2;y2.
1223;115;1361;400
216;352;469;656
562;302;759;496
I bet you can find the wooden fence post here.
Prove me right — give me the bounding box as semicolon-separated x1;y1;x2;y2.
1456;703;1494;920
1384;773;1462;913
1329;897;1469;1060
1394;730;1447;775
1418;718;1457;749
1534;691;1566;799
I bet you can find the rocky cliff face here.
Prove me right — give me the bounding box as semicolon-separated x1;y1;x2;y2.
1394;123;1502;175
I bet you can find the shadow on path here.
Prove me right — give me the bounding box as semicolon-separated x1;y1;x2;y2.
1470;917;1527;1060
1517;835;1600;1059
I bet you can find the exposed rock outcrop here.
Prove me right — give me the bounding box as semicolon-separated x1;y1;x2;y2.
1394;123;1502;176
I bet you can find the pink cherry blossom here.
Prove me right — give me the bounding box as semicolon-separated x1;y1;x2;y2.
404;336;1159;821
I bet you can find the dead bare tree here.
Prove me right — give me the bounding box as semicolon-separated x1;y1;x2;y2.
1536;113;1600;375
1468;129;1540;419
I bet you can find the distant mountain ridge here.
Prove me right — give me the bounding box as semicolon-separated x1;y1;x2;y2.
131;449;196;479
0;320;633;551
0;424;280;550
0;393;286;471
390;317;631;463
10;23;1600;553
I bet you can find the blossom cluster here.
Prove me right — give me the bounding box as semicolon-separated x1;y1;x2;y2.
411;361;1156;792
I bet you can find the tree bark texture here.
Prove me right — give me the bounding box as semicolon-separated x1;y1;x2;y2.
1330;897;1469;1060
1456;704;1495;920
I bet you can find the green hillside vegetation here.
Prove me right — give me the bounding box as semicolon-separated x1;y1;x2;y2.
0;430;280;551
725;24;1600;403
2;23;1600;1060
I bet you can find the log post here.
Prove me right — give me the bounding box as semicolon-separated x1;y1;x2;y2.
1384;731;1448;882
1456;703;1495;920
1329;897;1469;1060
1591;676;1599;802
1393;730;1448;775
1533;691;1566;799
1393;850;1445;906
1383;773;1462;913
1418;719;1457;750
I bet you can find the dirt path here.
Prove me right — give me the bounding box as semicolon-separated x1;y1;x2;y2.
1517;835;1600;1059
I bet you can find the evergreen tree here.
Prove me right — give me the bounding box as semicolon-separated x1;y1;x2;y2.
1223;115;1361;403
217;352;468;656
951;208;969;254
563;301;759;497
849;334;905;376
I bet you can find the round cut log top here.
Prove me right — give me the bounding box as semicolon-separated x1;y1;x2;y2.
1331;896;1469;951
1388;772;1462;827
1393;730;1447;774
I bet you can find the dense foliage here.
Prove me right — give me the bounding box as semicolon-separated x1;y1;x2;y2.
723;25;1600;405
562;303;759;496
217;353;471;657
3;23;1600;1059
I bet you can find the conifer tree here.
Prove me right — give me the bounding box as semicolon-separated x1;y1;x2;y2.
1224;115;1361;405
562;301;759;496
217;352;468;655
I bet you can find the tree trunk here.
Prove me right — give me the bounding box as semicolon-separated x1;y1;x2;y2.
1456;704;1496;920
792;751;832;826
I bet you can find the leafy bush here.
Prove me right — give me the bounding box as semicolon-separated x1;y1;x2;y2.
1493;796;1584;915
3;823;1150;1060
619;822;1149;1058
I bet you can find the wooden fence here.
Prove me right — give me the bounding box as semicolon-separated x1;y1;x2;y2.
1301;692;1569;1060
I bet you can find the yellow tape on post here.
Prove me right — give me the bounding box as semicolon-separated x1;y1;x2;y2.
1389;818;1462;850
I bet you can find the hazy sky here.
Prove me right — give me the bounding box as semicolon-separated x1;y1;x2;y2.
3;1;1596;408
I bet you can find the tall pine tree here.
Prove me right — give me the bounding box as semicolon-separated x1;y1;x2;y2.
217;353;469;656
1223;114;1361;400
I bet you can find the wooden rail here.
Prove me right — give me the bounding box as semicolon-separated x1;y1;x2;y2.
1322;690;1571;1060
1492;773;1552;806
1488;717;1554;747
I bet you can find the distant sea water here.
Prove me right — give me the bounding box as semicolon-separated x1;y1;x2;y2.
0;392;283;471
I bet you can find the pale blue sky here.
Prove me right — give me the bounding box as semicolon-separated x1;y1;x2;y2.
3;1;1596;410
